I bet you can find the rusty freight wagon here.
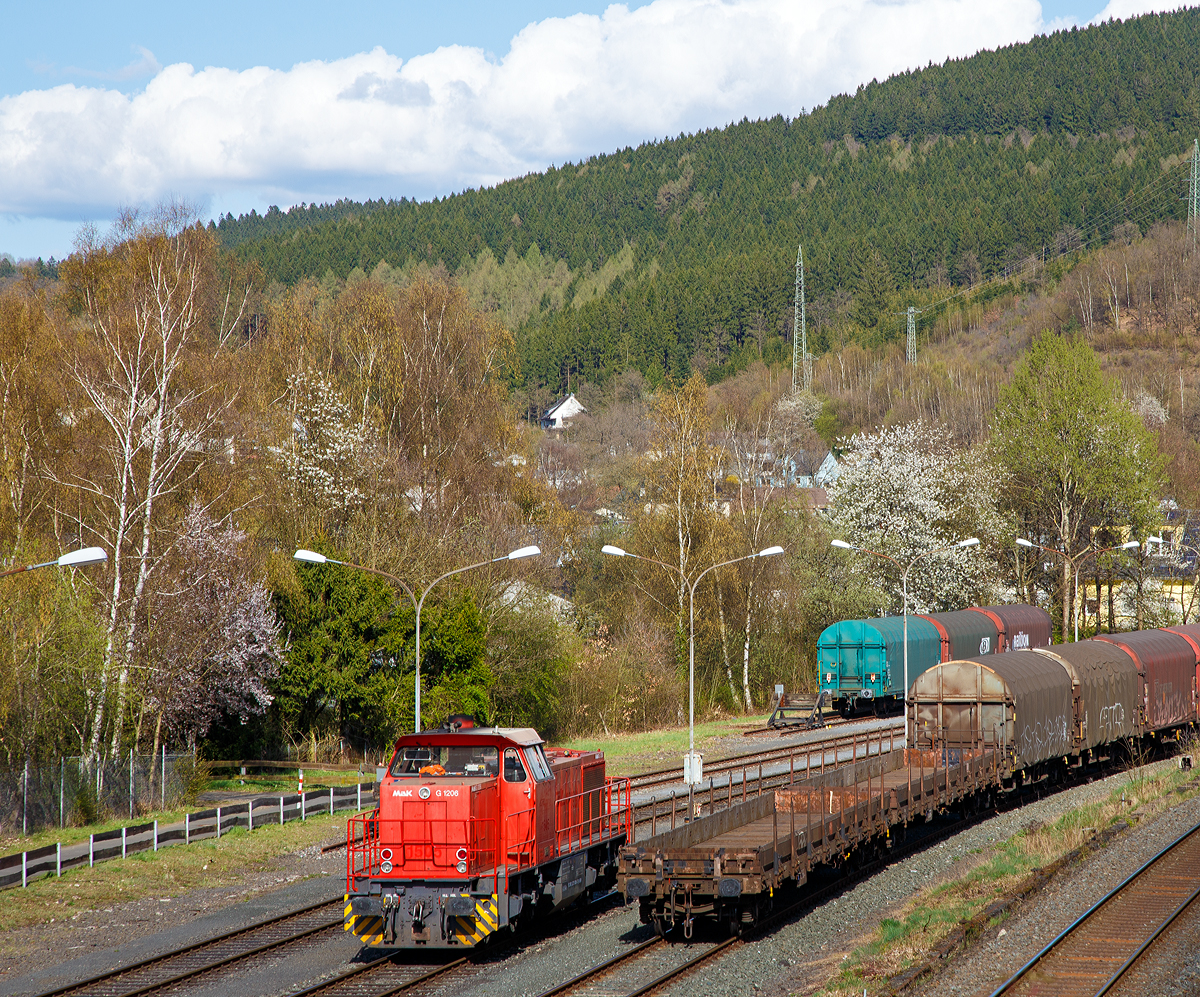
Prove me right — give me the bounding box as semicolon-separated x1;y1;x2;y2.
1091;630;1198;732
617;737;1002;936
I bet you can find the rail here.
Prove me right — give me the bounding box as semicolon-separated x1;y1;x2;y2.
627;720;905;792
991;819;1200;996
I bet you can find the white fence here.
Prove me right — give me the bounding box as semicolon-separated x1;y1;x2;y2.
0;781;377;891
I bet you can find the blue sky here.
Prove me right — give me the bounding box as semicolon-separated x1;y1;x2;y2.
0;0;1169;259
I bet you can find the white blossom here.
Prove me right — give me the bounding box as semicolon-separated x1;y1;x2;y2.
270;369;381;512
828;421;1003;614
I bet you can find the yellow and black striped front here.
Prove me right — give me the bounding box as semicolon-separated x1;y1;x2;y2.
453;894;499;945
344;894;386;946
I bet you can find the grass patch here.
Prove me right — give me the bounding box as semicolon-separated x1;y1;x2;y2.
559;714;771;777
0;812;349;932
815;755;1200;996
206;767;370;793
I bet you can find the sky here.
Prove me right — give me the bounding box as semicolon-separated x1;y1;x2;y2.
0;0;1181;260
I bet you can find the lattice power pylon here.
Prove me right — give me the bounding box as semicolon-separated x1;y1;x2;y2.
1188;138;1199;254
792;244;812;391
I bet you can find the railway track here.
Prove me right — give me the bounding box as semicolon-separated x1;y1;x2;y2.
527;811;978;997
629;722;903;834
33;896;347;997
627;719;903;794
287;953;470;996
992;819;1200;997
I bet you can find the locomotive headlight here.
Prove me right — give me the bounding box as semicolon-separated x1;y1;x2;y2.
381;860;393;874
456;861;468;874
456;848;468;861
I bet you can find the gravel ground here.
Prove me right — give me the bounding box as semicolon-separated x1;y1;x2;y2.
6;755;1192;997
911;770;1200;997
0;844;345;995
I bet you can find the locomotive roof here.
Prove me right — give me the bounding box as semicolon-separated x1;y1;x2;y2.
404;726;545;746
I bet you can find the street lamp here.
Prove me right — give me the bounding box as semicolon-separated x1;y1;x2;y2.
294;545;541;732
1;546;108;579
830;537;979;728
601;543;784;784
1015;538;1139;641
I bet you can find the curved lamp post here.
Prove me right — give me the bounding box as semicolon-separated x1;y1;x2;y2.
1;546;108;580
601;543;784;784
295;545;541;732
1015;538;1139;642
830;536;979;731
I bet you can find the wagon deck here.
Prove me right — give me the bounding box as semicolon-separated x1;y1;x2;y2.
618;742;1001;931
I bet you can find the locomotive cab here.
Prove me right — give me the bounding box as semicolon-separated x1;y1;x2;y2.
344;724;631;949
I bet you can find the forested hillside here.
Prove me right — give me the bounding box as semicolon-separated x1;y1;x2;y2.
217;11;1200;399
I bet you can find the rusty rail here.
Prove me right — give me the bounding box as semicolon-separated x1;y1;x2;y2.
991;820;1200;997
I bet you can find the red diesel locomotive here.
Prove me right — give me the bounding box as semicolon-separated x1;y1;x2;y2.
344;719;632;947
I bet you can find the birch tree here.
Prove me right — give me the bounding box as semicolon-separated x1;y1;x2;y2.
56;206;233;761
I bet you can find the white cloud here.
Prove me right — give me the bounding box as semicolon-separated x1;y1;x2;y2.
1;0;1050;219
1090;1;1181;23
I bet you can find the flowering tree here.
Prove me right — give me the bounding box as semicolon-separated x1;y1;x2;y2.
143;503;284;756
829;421;1003;613
272;368;380;514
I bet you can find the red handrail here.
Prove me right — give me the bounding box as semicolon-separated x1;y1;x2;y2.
346;777;633;892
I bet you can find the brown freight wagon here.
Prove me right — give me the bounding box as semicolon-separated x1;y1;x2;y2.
1032;642;1139;751
618;740;1002;937
1162;625;1200;708
908;651;1074;772
1091;630;1197;731
968;605;1054;653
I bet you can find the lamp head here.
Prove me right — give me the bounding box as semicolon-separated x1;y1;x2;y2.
757;545;785;557
294;549;327;564
601;544;628;557
507;545;541;560
1014;538;1036;549
1147;536;1165;545
1118;540;1141;550
830;539;854;550
958;537;980;548
57;547;107;568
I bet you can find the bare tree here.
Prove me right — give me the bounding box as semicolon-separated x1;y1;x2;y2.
55;205;234;761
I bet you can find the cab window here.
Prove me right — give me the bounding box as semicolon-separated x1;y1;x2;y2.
503;747;527;783
524;746;552;781
390;744;498;777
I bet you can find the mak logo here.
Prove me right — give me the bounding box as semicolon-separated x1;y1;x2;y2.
979;637;991;654
392;789;413;798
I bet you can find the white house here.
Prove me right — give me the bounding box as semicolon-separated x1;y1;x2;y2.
541;393;588;430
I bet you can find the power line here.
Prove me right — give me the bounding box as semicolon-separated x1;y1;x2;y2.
895;148;1197;349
